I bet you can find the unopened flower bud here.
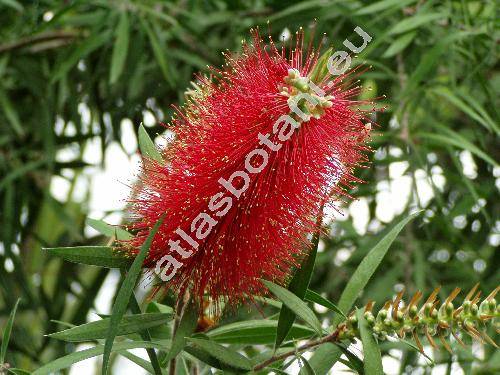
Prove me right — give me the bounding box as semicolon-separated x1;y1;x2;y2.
378;309;388;320
446;302;454;315
409;305;418;318
396;311;404;321
488;298;496;311
471;304;478;315
349;315;358;325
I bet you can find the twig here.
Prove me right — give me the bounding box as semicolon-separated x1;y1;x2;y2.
253;329;341;371
169;290;190;375
0;31;81;54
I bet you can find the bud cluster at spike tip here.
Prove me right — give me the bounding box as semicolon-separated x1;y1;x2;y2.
125;29;379;310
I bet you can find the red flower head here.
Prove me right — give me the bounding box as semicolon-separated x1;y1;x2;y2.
126;29;375;310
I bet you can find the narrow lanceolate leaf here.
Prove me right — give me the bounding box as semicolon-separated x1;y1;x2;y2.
43;246;131;268
163;300;198;363
186;338;253;371
138;124;163;163
262;280;322;335
51;31;112;83
206;320;315;345
303;212;421;374
336;212;421;316
127;295;163;375
1;298;20;363
109;11;130;84
388;13;446;35
356;309;383;375
417;130;498;167
304;289;346;318
86;217;133;240
33;341;162;375
299;355;317;375
140;18;173;86
275;230;320;348
101;215;165;375
0;88;24;136
354;0;416;15
383;31;416;58
48;313;171;342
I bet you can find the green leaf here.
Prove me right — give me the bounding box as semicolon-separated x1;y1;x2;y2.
336;212;420;315
109;11;130;84
356;309;383;375
1;298;20;363
304;290;346;318
184;346;224;370
403;32;473;96
0;0;23;11
388;13;446;35
207;319;315;344
262;280;322;335
86;217;133;240
275;230;319;348
51;31;112;83
299;355;317;375
383;32;416;58
127;293;163;375
146;301;174;315
186;338;253;371
163;300;198;363
0;88;24;136
354;0;416;15
432;87;498;134
140;18;173;86
336;344;365;374
417;129;498;167
33;341;163;375
44;246;131;268
118;350;165;375
138;124;163;163
48;313;171;342
304;212;421;374
102;214;165;375
300;343;341;375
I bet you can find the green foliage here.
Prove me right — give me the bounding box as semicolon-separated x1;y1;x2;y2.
0;0;498;374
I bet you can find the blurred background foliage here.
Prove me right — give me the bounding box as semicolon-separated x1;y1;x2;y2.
0;0;498;373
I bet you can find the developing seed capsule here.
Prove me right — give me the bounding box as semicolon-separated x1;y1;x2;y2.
364;312;375;326
349;315;358;325
431;309;438;319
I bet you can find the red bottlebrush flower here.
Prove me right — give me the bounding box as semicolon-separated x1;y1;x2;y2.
126;30;374;309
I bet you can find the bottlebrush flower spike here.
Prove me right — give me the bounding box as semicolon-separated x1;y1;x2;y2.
126;29;376;309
